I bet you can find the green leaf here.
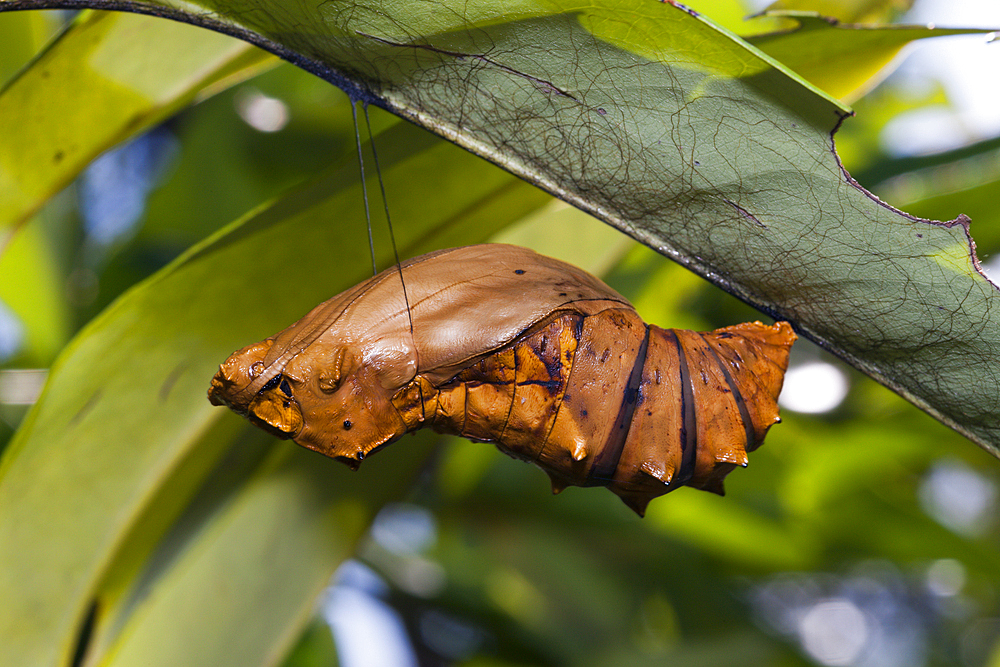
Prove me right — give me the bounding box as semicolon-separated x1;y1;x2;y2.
138;64;370;251
760;0;914;24
279;618;339;667
0;119;549;667
96;437;436;667
0;9;277;234
2;0;995;458
3;1;1000;663
672;0;760;35
0;9;59;85
0;210;71;363
745;13;994;102
646;489;815;570
875;141;1000;258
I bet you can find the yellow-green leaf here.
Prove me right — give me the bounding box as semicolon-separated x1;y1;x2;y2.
761;0;914;24
746;12;995;102
0;10;276;233
0;118;549;667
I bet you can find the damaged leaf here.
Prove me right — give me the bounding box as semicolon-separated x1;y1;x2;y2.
5;0;985;454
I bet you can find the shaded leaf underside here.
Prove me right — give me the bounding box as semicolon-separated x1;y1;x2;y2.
9;0;984;452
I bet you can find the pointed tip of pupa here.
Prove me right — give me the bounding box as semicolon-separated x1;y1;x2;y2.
703;478;726;496
734;449;749;468
547;473;568;495
712;441;748;468
335;455;362;472
619;494;650;517
640;461;673;486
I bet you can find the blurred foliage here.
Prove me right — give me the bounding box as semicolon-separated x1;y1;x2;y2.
1;1;1000;667
760;0;915;23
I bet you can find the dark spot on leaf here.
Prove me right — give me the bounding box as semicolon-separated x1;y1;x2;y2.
159;363;185;402
71;600;99;667
54;150;64;163
70;390;102;426
597;107;606;115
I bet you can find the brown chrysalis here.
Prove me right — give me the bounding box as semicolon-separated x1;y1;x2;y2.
208;244;795;516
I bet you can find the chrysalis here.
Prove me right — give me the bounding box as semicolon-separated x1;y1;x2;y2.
209;244;795;516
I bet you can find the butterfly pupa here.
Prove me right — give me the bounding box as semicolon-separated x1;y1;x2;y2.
208;244;796;516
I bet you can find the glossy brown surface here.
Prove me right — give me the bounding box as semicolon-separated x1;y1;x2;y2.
209;244;796;515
